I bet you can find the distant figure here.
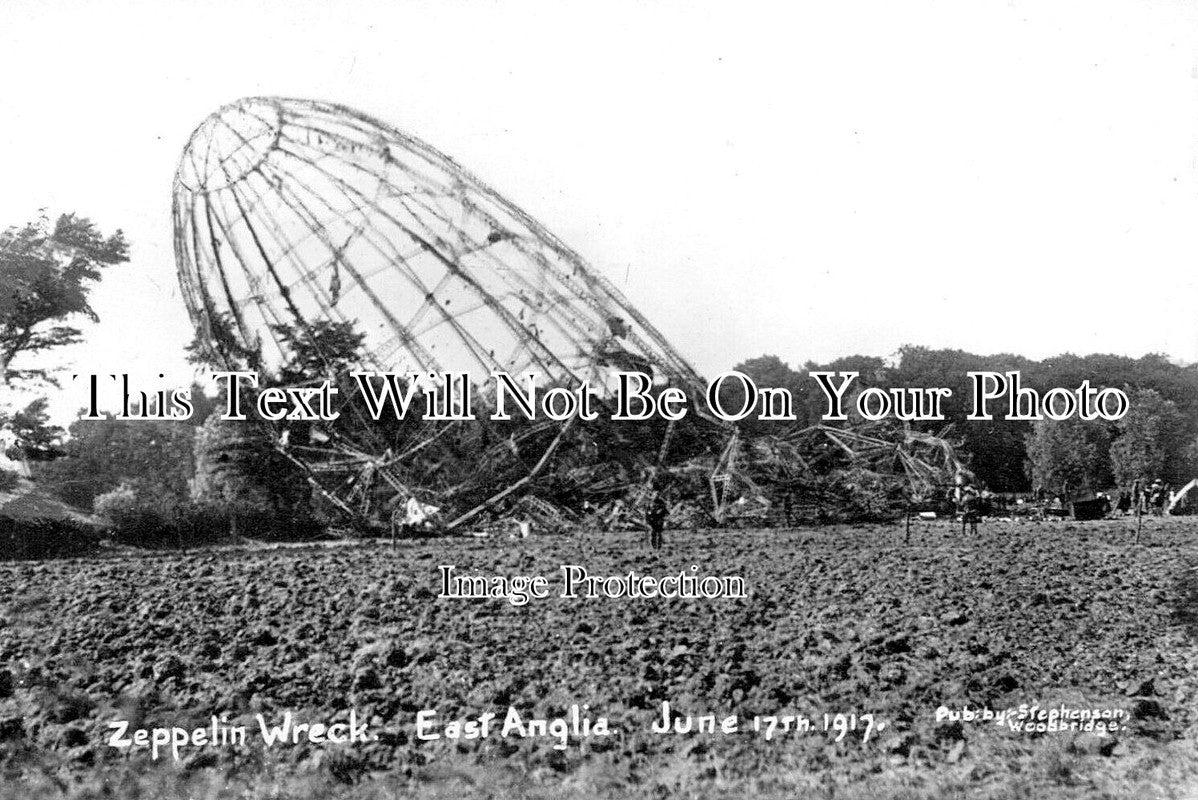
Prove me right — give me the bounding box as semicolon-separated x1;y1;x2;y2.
1151;479;1167;516
959;484;981;534
1116;491;1132;515
646;490;669;550
949;471;972;511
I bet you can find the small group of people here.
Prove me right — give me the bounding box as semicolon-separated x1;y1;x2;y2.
1116;478;1172;516
950;472;983;533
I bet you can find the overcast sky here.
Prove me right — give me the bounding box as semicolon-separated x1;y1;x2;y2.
2;0;1197;419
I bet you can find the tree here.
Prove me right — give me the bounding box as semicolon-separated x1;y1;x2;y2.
1025;417;1111;496
718;354;809;432
891;346;1035;492
184;319;366;535
191;415;315;539
272;319;367;385
37;416;195;511
184;311;261;372
6;397;64;459
1109;388;1188;488
0;212;128;386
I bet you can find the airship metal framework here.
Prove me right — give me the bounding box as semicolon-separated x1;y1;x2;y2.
173;97;962;532
173;97;716;529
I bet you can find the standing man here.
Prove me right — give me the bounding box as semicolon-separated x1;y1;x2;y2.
1152;479;1168;515
646;489;669;550
960;483;981;534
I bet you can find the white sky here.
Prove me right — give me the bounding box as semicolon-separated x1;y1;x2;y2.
1;0;1196;420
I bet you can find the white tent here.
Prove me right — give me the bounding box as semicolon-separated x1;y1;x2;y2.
1168;479;1198;515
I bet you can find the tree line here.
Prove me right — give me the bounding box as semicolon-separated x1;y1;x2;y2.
2;211;1194;546
729;348;1198;495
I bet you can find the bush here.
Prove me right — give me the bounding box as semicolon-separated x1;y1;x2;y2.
94;482;179;546
95;481;323;547
192;416;316;529
0;468;20;493
36;417;196;512
0;516;99;560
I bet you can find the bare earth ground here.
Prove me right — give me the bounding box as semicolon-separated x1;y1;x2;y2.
2;518;1198;799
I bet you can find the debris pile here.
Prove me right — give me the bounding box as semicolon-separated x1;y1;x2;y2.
173;97;964;535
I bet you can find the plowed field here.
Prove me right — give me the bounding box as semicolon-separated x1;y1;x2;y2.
3;519;1198;798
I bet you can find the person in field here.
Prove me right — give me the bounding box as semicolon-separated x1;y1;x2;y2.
959;483;981;534
1150;479;1167;515
949;469;981;533
646;489;669;550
